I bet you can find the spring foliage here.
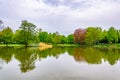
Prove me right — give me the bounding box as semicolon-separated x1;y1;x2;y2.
0;20;120;46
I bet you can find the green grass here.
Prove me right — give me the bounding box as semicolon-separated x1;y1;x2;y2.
0;43;78;47
1;43;120;49
0;44;25;47
0;43;39;47
54;44;80;47
94;44;120;49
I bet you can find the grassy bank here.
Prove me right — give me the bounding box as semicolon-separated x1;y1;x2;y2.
1;43;120;49
0;43;80;47
0;43;40;47
0;44;25;47
94;44;120;49
54;44;80;47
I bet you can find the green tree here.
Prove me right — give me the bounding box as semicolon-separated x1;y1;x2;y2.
1;27;13;45
47;33;53;43
19;20;37;47
85;27;102;45
13;30;24;44
107;27;118;43
100;30;108;43
51;32;61;44
60;35;66;44
117;30;120;43
0;31;2;43
38;31;49;43
67;34;74;44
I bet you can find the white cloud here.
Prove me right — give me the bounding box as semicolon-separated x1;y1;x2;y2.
0;0;120;35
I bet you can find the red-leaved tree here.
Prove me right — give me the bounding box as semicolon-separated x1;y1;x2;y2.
74;28;86;44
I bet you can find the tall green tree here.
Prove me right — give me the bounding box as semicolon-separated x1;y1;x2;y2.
107;27;118;43
19;20;37;47
1;27;13;45
85;27;102;45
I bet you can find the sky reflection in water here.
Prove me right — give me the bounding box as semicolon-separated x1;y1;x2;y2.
0;47;120;80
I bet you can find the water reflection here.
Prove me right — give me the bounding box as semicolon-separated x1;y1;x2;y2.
14;48;37;73
68;47;103;64
0;59;4;70
0;47;13;63
0;47;120;73
67;47;120;65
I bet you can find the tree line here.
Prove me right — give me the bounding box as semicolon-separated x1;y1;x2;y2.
0;20;74;46
74;27;119;45
0;20;120;46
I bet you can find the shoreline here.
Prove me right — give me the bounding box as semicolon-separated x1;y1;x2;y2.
0;43;120;49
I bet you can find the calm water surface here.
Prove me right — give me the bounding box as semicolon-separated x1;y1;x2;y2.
0;47;120;80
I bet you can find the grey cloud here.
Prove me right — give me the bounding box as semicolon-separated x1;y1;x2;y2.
42;0;60;6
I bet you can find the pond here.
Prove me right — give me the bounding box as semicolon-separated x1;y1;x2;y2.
0;47;120;80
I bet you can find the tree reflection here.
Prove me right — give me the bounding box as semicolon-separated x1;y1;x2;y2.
14;47;37;73
0;47;14;63
84;47;102;64
67;47;120;65
67;47;102;64
99;48;120;65
1;46;120;73
37;47;66;60
67;47;86;62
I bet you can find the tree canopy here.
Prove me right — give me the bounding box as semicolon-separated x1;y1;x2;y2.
0;20;120;46
107;27;118;43
85;27;102;45
19;20;37;47
1;27;13;45
74;28;86;44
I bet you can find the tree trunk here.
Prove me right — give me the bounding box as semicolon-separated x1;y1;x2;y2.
25;42;28;47
6;43;8;46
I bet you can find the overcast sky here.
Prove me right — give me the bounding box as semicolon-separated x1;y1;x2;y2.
0;0;120;35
